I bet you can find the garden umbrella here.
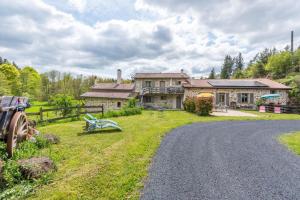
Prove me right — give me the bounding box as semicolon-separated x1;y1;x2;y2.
260;94;280;99
197;93;213;98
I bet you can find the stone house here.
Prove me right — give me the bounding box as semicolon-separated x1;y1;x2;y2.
183;79;290;108
81;69;136;110
81;69;291;111
134;70;189;109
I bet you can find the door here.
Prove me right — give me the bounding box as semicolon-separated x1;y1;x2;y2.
176;96;182;109
160;81;166;93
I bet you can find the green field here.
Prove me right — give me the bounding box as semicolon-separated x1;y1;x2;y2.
279;132;300;155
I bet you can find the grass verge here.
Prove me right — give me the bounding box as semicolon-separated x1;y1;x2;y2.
279;132;300;155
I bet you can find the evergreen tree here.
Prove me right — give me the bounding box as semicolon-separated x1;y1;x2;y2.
235;52;244;71
208;68;216;79
220;55;234;79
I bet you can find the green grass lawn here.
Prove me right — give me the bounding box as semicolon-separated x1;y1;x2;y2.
279;132;300;155
24;110;299;199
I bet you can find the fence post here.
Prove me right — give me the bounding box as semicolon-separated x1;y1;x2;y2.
39;107;43;122
76;104;80;119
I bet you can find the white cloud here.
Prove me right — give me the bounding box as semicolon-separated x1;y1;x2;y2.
68;0;87;13
0;0;299;78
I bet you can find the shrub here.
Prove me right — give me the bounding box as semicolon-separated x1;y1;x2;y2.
126;98;138;108
50;94;74;117
102;107;142;118
183;97;196;113
195;97;213;116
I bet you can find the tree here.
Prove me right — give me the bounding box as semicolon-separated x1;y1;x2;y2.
266;51;292;79
220;55;234;79
0;63;21;95
235;52;244;71
0;71;11;95
208;68;216;79
20;66;41;99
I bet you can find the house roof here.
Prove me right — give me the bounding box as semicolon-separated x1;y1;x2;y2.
80;91;133;99
207;80;268;87
91;83;134;90
184;78;291;89
135;73;189;79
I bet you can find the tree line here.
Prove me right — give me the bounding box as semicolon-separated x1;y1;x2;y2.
208;46;300;103
0;56;117;101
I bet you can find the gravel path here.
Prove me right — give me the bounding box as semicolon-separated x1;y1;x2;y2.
141;120;300;200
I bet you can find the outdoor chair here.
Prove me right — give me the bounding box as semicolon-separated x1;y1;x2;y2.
83;114;122;132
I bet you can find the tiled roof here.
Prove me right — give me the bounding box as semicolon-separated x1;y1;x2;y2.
135;73;189;79
184;78;291;89
91;83;134;90
80;92;133;99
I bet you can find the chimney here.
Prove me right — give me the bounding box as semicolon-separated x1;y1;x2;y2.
117;69;122;84
181;69;184;74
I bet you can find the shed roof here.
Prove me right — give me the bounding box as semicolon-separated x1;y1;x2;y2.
80;92;133;99
91;83;134;90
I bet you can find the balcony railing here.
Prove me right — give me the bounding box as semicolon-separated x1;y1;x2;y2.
141;87;184;95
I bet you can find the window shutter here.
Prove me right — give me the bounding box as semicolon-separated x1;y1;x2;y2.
142;81;146;88
226;93;229;106
237;93;241;103
250;93;254;104
216;93;219;104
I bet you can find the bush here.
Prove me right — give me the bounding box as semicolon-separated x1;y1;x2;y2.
103;107;142;118
183;96;213;116
195;97;213;116
50;94;74;117
126;98;138;108
183;97;196;112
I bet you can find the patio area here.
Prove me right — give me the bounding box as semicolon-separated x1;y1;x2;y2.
211;109;258;117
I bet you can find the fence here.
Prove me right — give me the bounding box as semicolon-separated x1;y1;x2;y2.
261;104;300;114
26;105;104;123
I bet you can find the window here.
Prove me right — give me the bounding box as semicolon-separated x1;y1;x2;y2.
145;81;152;87
117;102;121;108
218;93;225;104
144;96;152;103
241;93;248;103
176;81;181;85
270;90;277;94
161;96;167;100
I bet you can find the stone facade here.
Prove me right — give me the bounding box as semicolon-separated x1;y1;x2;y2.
84;97;128;111
184;88;289;108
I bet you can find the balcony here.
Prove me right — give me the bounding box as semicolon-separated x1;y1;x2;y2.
141;87;184;95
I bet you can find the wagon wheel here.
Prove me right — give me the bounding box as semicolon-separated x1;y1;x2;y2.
7;112;29;158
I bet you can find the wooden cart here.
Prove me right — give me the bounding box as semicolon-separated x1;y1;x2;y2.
0;96;30;157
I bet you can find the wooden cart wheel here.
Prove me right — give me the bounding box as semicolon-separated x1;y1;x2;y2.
7;112;29;158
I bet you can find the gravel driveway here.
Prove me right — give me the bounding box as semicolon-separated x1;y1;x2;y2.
141;120;300;200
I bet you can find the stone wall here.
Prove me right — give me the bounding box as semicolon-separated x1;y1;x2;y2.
143;95;181;109
184;88;289;107
84;97;128;111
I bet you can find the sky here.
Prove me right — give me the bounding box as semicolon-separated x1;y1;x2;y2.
0;0;300;78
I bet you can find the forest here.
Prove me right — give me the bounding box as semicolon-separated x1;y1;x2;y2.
0;58;116;102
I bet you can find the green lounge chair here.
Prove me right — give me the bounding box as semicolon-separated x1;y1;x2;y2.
83;114;122;132
85;113;119;125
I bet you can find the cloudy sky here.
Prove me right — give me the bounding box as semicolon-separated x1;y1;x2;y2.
0;0;300;78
